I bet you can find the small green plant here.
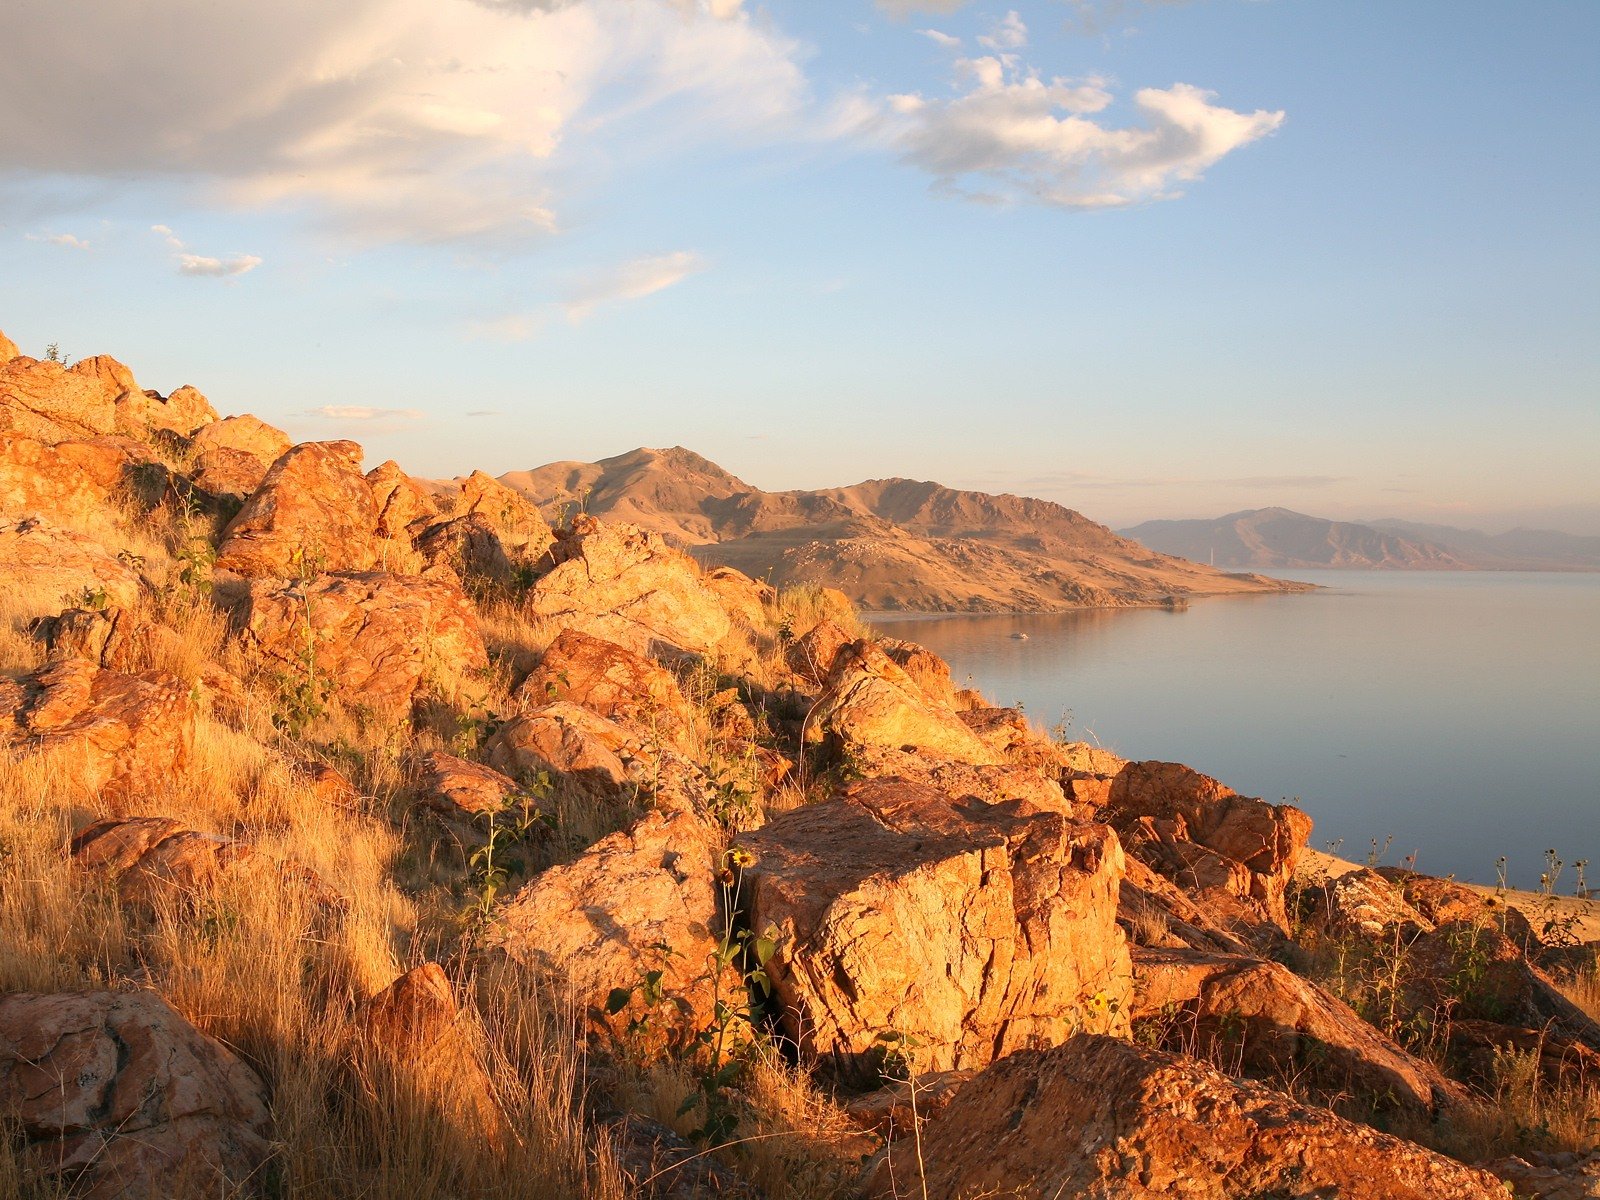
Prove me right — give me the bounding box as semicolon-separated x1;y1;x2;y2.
43;342;69;365
75;584;111;611
466;778;552;924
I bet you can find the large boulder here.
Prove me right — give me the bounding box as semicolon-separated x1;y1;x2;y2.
1130;946;1468;1119
784;617;852;685
740;777;1130;1076
514;628;703;756
216;440;379;576
526;516;730;657
0;517;141;619
806;639;1001;766
865;1035;1508;1200
0;660;195;796
485;809;735;1050
190;415;292;498
115;383;217;439
0;434;139;526
0;356;119;441
0;990;272;1200
1106;760;1311;931
236;571;488;718
413;750;524;822
457;470;554;561
484;701;634;802
367;459;441;541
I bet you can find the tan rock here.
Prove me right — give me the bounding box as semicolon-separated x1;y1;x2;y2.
0;433;139;525
0;329;19;361
844;1069;974;1139
70;815;336;911
0;516;141;619
70;354;139;402
1489;1152;1600;1200
415;513;517;584
367;459;441;541
216;440;379;576
1107;760;1311;930
116;383;217;439
1131;946;1468;1119
865;1034;1508;1200
484;702;634;802
34;604;126;666
700;565;775;631
527;516;730;656
0;355;118;440
784;617;852;685
514;628;703;755
0;661;194;797
485;809;734;1050
415;749;524;820
740;777;1130;1075
806;639;1001;766
190;415;292;498
237;570;488;718
879;637;958;707
459;469;555;560
0;990;272;1200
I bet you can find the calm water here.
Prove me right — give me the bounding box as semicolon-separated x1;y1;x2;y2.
869;571;1600;889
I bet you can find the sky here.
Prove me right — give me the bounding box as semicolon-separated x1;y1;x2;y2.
2;0;1596;534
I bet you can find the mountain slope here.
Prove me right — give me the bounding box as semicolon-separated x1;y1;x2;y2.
499;448;1307;612
1122;509;1468;570
1364;519;1600;570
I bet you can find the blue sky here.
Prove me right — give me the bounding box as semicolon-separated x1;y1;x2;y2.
3;0;1596;532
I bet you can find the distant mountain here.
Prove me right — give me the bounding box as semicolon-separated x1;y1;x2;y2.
1122;508;1599;571
498;447;1307;612
1362;519;1600;571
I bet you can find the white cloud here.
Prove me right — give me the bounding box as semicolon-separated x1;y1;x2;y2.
177;252;263;277
563;250;703;321
978;11;1027;51
152;224;262;277
0;0;805;249
920;29;962;49
878;50;1282;209
27;232;90;250
306;405;425;421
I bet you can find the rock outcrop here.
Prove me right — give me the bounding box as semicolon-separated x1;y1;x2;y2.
0;990;273;1200
0;660;195;796
740;777;1130;1075
527;516;730;657
236;571;488;718
0;434;138;526
866;1035;1508;1200
484;701;634;802
190;414;291;498
216;440;380;576
0;516;142;618
0;356;119;441
367;460;441;542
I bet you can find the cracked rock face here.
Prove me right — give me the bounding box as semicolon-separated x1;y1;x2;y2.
740;777;1131;1076
0;990;272;1200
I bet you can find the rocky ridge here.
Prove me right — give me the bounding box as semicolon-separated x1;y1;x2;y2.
0;327;1596;1199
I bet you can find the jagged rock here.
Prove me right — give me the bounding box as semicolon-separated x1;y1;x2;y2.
1106;760;1311;931
844;1070;974;1139
700;565;775;631
1130;946;1468;1119
513;628;703;756
367;459;441;540
414;749;524;820
70;815;337;911
843;744;1071;814
115;383;217;439
34;603;126;665
740;777;1130;1076
0;433;138;525
865;1035;1508;1200
415;512;517;583
0;355;119;440
236;570;487;718
879;638;959;707
1489;1151;1600;1200
485;809;735;1050
1384;868;1540;946
1117;855;1255;956
0;661;194;796
784;617;852;685
0;990;272;1200
1448;1018;1600;1088
527;516;730;657
0;329;18;361
216;440;379;576
806;639;1001;766
190;414;291;498
458;469;554;561
0;517;140;619
484;702;634;802
1302;866;1435;938
364;964;507;1152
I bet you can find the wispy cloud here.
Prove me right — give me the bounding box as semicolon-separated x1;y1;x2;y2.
920;28;962;49
563;251;703;322
27;231;89;250
305;405;424;422
153;224;262;278
978;10;1027;51
874;47;1283;208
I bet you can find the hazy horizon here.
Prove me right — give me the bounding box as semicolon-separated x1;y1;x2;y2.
3;1;1595;535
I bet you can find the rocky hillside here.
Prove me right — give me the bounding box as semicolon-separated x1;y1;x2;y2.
502;446;1308;611
1124;507;1472;570
2;327;1598;1200
1366;518;1600;571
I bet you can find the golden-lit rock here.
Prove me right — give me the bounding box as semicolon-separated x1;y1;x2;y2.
216;440;379;576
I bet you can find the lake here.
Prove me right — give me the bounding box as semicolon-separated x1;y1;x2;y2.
868;571;1600;889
